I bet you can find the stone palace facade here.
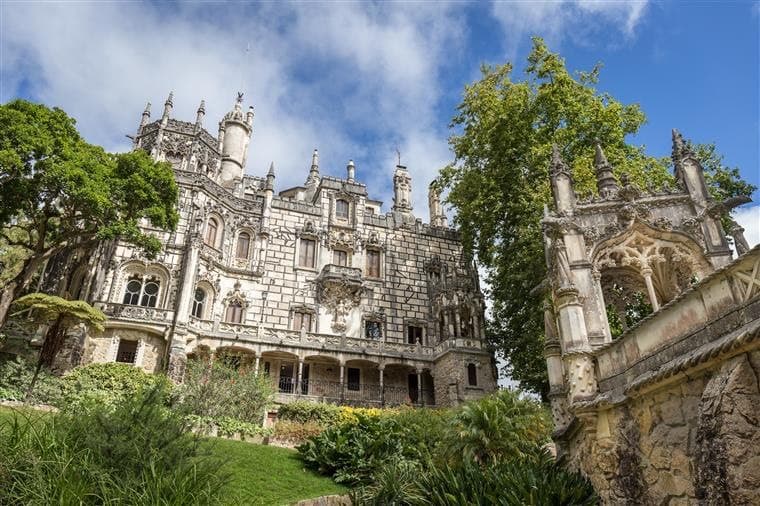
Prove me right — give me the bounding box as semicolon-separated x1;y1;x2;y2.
55;93;497;407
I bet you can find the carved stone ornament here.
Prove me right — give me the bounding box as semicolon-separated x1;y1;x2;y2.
318;279;362;332
328;230;359;251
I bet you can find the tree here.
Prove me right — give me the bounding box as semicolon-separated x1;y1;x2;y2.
0;100;179;325
438;38;755;398
10;293;106;399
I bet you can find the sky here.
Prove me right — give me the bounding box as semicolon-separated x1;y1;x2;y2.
1;1;758;238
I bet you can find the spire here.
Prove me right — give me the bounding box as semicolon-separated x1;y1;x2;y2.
549;144;575;213
594;141;618;196
671;128;694;188
347;159;355;182
195;99;205;127
550;144;570;177
141;102;151;125
246;105;254;127
266;162;276;191
162;91;174;120
306;148;320;186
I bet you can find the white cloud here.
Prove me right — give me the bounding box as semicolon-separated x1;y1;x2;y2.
491;0;649;56
734;204;760;249
0;2;470;222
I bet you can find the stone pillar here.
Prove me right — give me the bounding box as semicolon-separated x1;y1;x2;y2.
379;365;385;406
641;267;660;312
296;359;304;396
176;246;200;323
453;311;460;338
254;355;260;374
555;285;598;404
416;368;423;406
591;267;612;343
339;362;345;403
442;312;451;340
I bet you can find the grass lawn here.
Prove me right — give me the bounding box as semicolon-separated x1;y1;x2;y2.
0;406;346;505
211;438;348;505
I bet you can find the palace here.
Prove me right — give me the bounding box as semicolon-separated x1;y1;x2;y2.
47;93;497;407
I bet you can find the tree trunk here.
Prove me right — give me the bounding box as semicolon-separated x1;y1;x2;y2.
24;314;66;402
0;257;46;327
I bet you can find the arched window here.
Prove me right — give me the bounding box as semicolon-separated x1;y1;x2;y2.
191;288;206;318
122;275;160;308
236;232;251;259
225;300;244;323
141;279;159;307
333;249;348;266
335;199;349;219
205;218;219;247
467;363;478;386
123;277;142;305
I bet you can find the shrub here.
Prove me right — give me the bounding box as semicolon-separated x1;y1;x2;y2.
0;384;230;504
173;358;274;424
186;414;273;440
418;450;597;506
0;356;63;404
350;458;426;506
277;400;341;425
60;362;163;410
441;389;551;466
273;419;324;443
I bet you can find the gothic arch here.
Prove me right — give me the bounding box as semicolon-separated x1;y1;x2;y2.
114;260;171;308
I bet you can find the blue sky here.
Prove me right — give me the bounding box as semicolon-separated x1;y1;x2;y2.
1;1;758;240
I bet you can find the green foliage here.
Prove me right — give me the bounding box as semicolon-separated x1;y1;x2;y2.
60;362;164;410
277;399;342;425
12;293;106;331
350;458;426;506
418;450;597;506
442;389;550;466
186;414;273;440
0;385;229;505
0;99;179;324
173;358;274;424
438;38;753;397
0;356;62;404
273;419;324;443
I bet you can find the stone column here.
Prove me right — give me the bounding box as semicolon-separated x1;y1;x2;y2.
296;359;304;396
453;311;461;338
442;312;450;340
555;285;598;404
379;365;385;406
591;267;612;343
339;362;345;403
416;368;424;406
641;267;660;312
254;355;260;375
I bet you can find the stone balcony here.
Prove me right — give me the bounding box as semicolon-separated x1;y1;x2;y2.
98;302;174;325
274;377;435;407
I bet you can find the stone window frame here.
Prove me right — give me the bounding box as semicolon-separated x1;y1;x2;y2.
405;318;426;345
290;304;318;333
204;213;225;250
113;261;170;309
467;362;478;387
190;281;216;320
234;228;255;261
362;311;386;340
224;299;246;324
364;247;383;279
332;248;350;267
221;282;250;325
329;191;357;228
108;336;145;368
294;222;321;272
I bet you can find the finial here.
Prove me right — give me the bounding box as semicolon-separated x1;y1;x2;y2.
268;161;275;176
265;162;275;190
246;105;254;126
142;102;151;116
311;148;319;169
162;91;174;120
236;91;244;104
593;141;618;196
347;159;355;182
195;99;206;127
165;91;174;106
550;144;569;176
305;148;320;186
197;100;206;114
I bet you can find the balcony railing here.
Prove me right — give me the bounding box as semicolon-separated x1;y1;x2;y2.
98;302;174;324
274;377;435;407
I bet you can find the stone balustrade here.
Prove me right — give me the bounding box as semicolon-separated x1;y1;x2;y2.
97;302;174;324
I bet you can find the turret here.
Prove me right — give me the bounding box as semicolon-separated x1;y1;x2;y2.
594;142;618;196
218;92;254;189
306;149;320;186
133;102;151;148
195;100;205;128
392;164;413;212
428;182;447;227
550;145;576;214
672;129;710;209
265;162;276;192
161;92;173;125
347;159;355;182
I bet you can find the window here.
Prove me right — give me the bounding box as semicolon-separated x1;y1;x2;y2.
467;363;478;386
122;275;160;308
365;206;375;215
299;238;316;268
191;288;206;318
347;367;360;391
335;199;349;219
333;250;348;266
236;232;251;259
293;311;313;332
366;249;381;278
365;321;382;340
225;300;244;323
264;361;271;375
205;218;219;247
141;280;159;307
407;325;423;344
115;339;138;364
123;278;142;305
